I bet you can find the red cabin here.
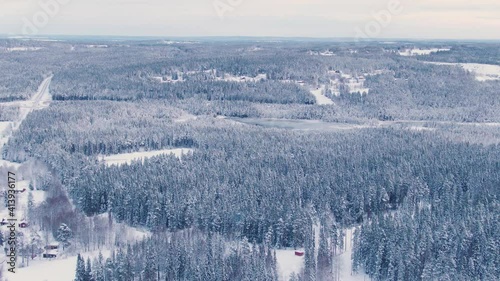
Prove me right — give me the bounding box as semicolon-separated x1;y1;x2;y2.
19;222;29;228
295;251;305;257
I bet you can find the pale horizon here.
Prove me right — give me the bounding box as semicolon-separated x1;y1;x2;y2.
0;0;499;40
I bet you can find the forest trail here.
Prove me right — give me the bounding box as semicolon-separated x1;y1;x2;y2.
334;227;370;281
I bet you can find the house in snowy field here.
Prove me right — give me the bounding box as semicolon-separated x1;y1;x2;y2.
295;251;305;257
0;218;8;226
43;250;57;259
43;243;59;258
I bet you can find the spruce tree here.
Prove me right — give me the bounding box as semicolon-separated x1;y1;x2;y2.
75;254;86;281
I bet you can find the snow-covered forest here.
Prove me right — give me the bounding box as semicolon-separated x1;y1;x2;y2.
0;38;499;281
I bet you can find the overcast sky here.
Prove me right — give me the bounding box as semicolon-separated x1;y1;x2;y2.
0;0;499;39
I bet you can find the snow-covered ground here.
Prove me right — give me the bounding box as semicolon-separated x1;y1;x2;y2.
276;249;305;280
334;227;370;281
173;113;198;123
399;48;450;56
85;45;108;48
98;148;194;167
310;86;335;105
216;73;267;83
7;249;112;281
425;62;500;81
5;47;42;52
4;212;149;281
307;50;335;56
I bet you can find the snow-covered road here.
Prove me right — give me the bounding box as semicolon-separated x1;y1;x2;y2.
0;76;52;167
0;76;52;152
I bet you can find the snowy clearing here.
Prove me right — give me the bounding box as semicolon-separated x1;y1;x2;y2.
229;118;369;131
425;62;500;81
8;249;112;281
5;214;149;281
310;86;335;105
99;148;194;167
5;47;42;52
85;45;108;48
276;249;305;280
399;48;450;56
173;113;198;123
217;73;267;83
307;50;335;56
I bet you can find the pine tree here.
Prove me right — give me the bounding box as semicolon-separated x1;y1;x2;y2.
57;223;73;250
143;242;158;281
94;252;105;281
86;257;93;281
27;191;34;222
75;254;86;281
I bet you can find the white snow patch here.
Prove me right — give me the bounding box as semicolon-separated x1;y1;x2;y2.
7;249;112;281
425;62;500;81
217;73;267;83
276;249;305;281
99;148;194;167
310;86;335;105
399;48;450;56
85;45;108;48
5;47;42;52
174;113;198;123
407;126;437;132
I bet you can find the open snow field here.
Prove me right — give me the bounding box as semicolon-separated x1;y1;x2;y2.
424;62;500;81
7;249;112;281
399;48;450;56
229;118;369;131
217;73;267;83
276;249;305;280
4;215;149;281
99;148;194;167
4;47;43;52
310;86;335;105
